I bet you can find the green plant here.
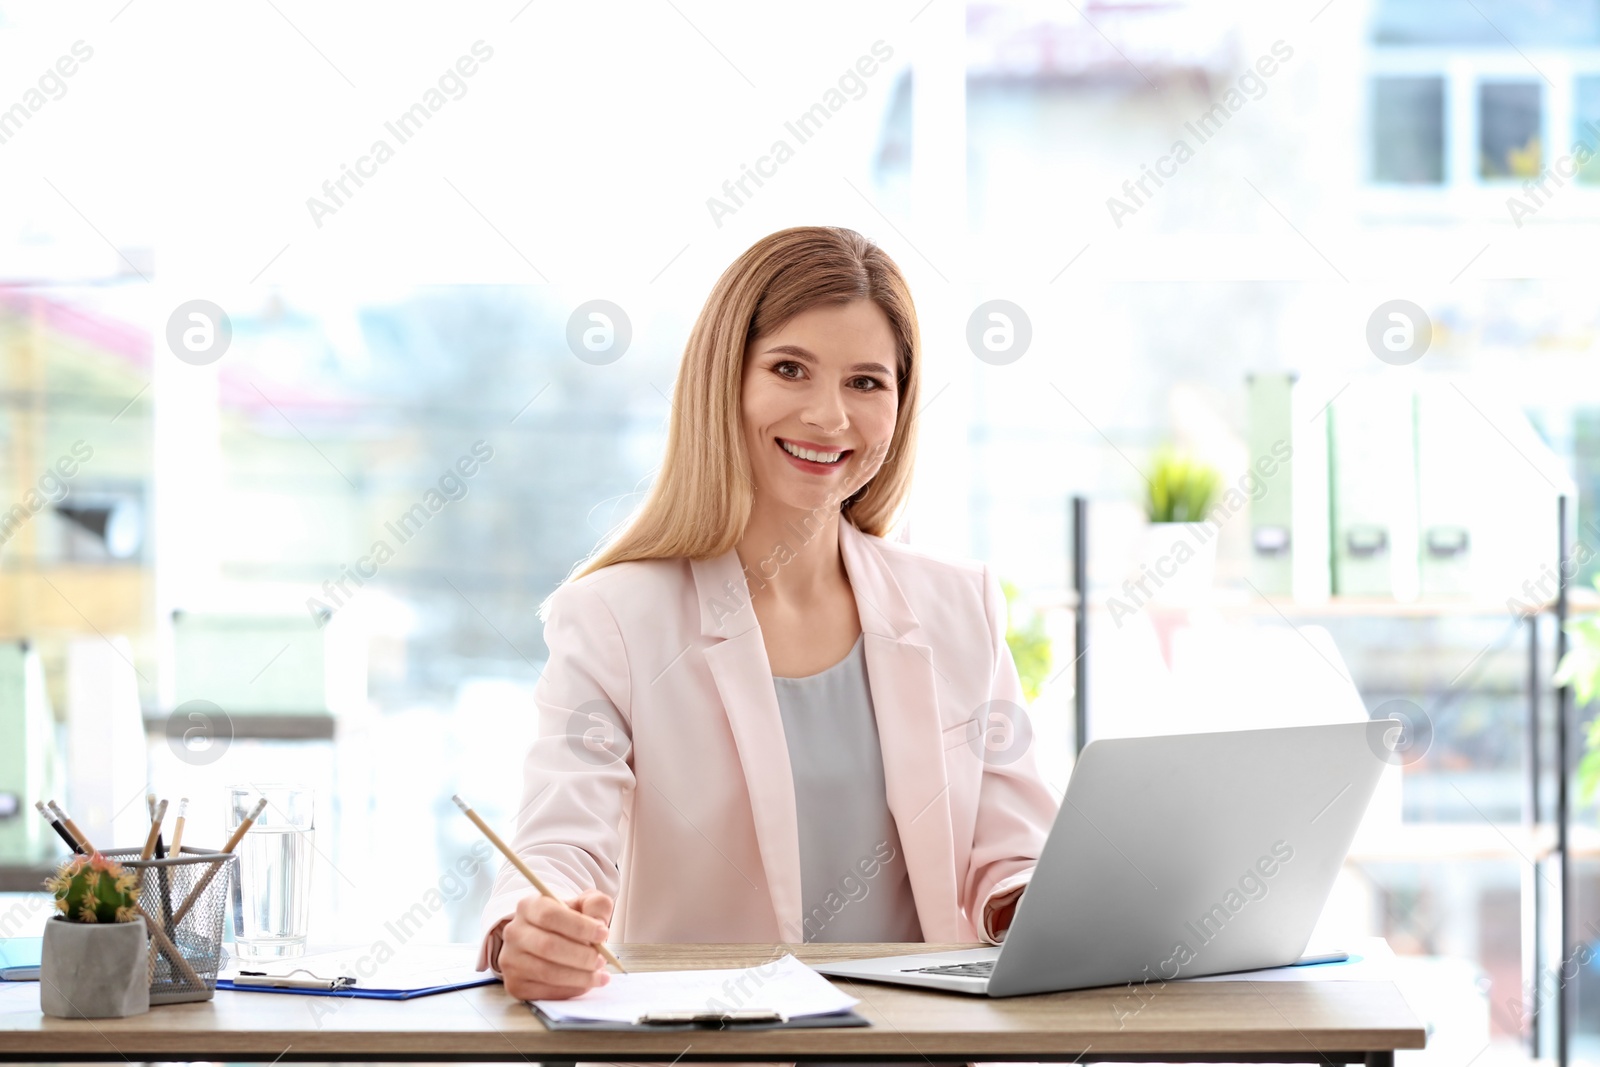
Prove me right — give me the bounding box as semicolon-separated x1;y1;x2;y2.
1145;448;1221;524
1002;578;1052;704
43;852;141;924
1557;574;1600;804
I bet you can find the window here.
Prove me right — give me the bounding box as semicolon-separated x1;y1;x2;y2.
1371;75;1446;184
1479;80;1543;180
1577;74;1600;184
1370;0;1600;47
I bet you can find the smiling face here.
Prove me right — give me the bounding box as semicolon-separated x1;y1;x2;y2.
740;298;900;517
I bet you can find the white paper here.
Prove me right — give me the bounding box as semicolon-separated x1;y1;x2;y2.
533;953;859;1023
1184;937;1396;983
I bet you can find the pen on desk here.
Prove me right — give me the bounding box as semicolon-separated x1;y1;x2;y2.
234;971;356;991
35;801;83;855
169;798;189;854
450;794;626;974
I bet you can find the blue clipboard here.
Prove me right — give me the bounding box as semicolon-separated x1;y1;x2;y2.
0;937;43;981
216;975;501;999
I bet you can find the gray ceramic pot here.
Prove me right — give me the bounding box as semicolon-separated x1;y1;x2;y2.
39;915;150;1019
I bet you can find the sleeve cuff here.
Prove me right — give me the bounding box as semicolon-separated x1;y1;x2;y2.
980;879;1031;943
477;914;514;973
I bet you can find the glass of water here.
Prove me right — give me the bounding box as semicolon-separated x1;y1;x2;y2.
229;784;314;961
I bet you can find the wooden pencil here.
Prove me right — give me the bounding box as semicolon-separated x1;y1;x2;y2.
451;794;625;973
140;799;168;862
34;801;82;854
169;798;189;855
47;800;95;855
167;796;266;928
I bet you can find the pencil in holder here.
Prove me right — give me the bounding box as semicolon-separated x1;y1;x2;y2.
99;847;236;1005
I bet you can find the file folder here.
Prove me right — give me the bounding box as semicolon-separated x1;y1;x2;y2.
1246;372;1331;602
1246;372;1295;597
1329;375;1419;598
1415;378;1475;597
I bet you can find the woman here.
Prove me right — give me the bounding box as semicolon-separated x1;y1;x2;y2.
475;225;1059;1001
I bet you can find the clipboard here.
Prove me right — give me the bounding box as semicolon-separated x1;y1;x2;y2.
531;1005;870;1031
216;975;501;999
0;937;42;981
215;942;500;999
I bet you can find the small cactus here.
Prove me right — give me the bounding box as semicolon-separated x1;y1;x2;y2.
43;853;141;924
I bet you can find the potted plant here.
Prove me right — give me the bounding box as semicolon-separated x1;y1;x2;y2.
1001;578;1052;703
1139;447;1223;604
38;852;149;1018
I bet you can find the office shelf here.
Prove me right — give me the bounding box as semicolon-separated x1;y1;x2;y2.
1067;493;1587;1066
140;711;335;741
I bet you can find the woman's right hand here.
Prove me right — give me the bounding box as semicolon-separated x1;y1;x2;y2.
497;889;616;1001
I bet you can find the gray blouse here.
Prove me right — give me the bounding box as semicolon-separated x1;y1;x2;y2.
771;633;924;944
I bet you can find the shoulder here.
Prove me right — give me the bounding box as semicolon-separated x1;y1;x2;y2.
858;529;994;615
550;556;693;617
868;530;987;579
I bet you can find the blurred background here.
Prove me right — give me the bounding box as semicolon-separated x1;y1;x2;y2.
3;0;1600;1062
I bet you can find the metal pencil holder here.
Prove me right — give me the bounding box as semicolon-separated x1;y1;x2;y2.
99;847;236;1005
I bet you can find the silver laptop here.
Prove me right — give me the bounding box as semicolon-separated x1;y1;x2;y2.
814;719;1396;996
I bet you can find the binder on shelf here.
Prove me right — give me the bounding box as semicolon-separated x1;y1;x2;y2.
1415;379;1476;598
1448;381;1574;606
1329;376;1419;599
1245;371;1330;602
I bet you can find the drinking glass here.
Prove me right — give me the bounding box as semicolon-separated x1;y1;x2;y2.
228;784;314;961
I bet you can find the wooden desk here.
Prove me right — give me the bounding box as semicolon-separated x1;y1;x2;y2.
0;942;1427;1063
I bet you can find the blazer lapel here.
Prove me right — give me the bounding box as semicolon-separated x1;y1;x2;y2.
691;521;962;944
839;521;962;942
692;550;805;941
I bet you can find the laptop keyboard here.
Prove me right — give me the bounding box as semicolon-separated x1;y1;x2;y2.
902;958;996;978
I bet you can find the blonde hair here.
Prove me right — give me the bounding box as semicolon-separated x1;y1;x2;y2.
545;225;921;617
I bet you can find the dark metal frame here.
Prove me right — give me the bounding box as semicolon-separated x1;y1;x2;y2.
1557;494;1574;1067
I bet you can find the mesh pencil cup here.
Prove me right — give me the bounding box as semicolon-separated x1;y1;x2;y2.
97;847;236;1005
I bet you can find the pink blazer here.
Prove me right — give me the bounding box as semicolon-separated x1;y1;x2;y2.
475;519;1060;971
